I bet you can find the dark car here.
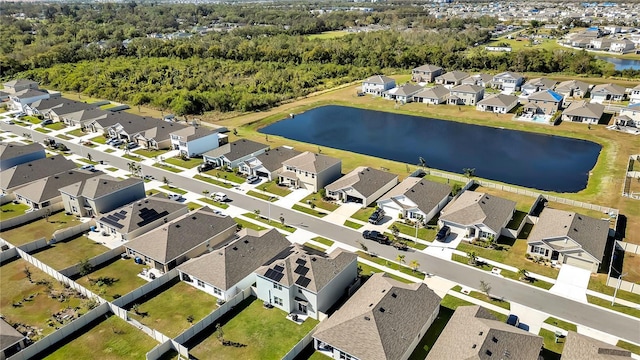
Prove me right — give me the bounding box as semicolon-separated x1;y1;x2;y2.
392;241;408;251
246;175;260;184
362;230;390;244
436;226;451;241
506;314;519;327
198;162;215;173
368;208;385;224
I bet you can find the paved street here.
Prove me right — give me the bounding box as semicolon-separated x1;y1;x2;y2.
3;123;640;344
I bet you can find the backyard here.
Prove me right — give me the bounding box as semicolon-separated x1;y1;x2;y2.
0;211;82;246
31;235;109;270
187;296;318;360
42;315;158;360
74;257;148;301
0;201;30;220
127;279;218;337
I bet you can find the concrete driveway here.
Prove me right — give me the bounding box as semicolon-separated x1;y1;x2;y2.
550;264;591;303
423;231;465;259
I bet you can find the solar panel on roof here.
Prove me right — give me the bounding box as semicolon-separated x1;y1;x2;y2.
294;265;309;276
274;265;285;272
264;269;284;282
112;212;126;220
99;216;124;229
295;276;311;288
295;258;306;266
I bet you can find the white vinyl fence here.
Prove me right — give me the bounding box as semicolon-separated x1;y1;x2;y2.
111;269;179;308
281;325;319;360
59;246;124;277
51;220;95;242
0;203;65;230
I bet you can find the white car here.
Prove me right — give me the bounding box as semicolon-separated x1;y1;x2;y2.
80;165;95;171
168;194;183;201
212;192;228;202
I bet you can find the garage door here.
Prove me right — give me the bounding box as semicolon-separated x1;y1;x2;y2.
346;195;363;204
563;255;594;271
256;171;269;178
300;181;315;191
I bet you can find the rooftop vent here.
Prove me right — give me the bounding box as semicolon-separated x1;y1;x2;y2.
175;224;181;228
485;350;492;356
192;216;197;220
472;344;477;349
479;331;483;336
379;308;385;313
364;316;370;321
492;337;498;343
232;247;238;251
391;293;397;298
244;240;249;244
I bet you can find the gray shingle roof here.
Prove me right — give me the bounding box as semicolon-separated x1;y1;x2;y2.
3;79;37;88
12;89;49;99
59;175;143;199
528;208;610;261
426;305;543;360
561;331;631;359
523;77;557;90
251;146;302;173
29;97;72;111
13;169;103;203
378;177;452;214
413;85;450;100
413;64;443;72
477;94;519;108
563;100;605;119
391;84;424;97
437;71;470;82
98;194;187;234
177;228;291;290
125;207;237;263
591;83;626;96
0;142;45;161
555;80;591;95
440;191;516;233
61;108;109;124
451;84;484;94
47;101;97;116
282;151;341;174
325;166;398;198
0;155;77;191
136;121;188;141
0;318;24;351
256;244;357;293
314;273;441;360
493;72;524;81
204;139;269;162
364;75;396;85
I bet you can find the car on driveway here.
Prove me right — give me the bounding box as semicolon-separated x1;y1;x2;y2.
3;119;15;125
362;230;390;244
368;208;385;224
246;175;260;184
40;119;53;125
435;225;451;241
111;139;123;147
506;314;519;327
168;194;183;201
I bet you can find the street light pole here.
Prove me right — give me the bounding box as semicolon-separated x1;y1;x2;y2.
612;272;628;306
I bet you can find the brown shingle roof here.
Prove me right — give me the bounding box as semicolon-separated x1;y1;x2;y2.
563;100;605;119
378;177;452;214
440;191;516;233
97;194;187;234
0;318;25;351
282;151;341;174
561;331;631;359
325;166;398;199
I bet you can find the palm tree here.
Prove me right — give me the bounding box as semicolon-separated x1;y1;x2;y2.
479;280;491;298
396;254;406;264
359;242;368;252
162;176;170;187
518;268;530;282
467;251;478;266
279;216;285;226
409;260;420;273
418;156;427;169
463;168;476;179
391;225;400;241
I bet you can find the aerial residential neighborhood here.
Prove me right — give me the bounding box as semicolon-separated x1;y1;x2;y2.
1;1;640;360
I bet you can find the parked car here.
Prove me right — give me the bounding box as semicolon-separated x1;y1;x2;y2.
80;164;95;171
111;139;123;146
198;162;215;172
506;314;519;327
13;112;25;118
436;225;451;241
168;194;183;201
143;175;154;180
3;119;15;125
40;119;53;125
106;137;117;145
246;175;260;184
362;230;390;244
368;208;385;224
127;142;138;149
212;192;228;202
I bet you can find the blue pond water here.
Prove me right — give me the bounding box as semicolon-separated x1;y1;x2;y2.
595;56;640;70
259;105;602;192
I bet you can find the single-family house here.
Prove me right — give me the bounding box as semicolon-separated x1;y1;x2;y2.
590;83;626;103
0;91;9;102
12;169;103;211
280;152;342;192
362;75;396;96
239;146;302;181
447;84;485;106
41;101;97;122
0;155;76;194
616;103;640;127
610;39;635;53
476;94;519;113
202;139;269;170
8;89;55;112
590;38;612;50
2;79;38;94
411;64;444;83
461;73;493;88
1;318;27;360
555;80;591;100
0;142;45;171
314;273;441;360
170;126;227;158
255;245;358;320
561;331;632;360
525;89;564;115
435;71;470;87
383;84;424;103
96;194;189;241
439;191;516;241
377;177;452;224
426;305;543;360
59;175;145;217
412;85;450;105
490;72;525;93
177;228;291;301
133;121;189;150
325;167;398;207
526;208;610;272
521;77;558;96
561;101;605;124
125;207;238;273
59;108;109;129
106;115;166;143
24;97;68;116
570;37;592;48
629;84;640;105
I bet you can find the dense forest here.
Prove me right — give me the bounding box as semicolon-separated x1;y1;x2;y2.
1;2;637;115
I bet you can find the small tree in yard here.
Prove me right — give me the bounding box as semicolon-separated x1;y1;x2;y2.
396;254;405;264
479;280;491;298
391;225;400;241
162;176;170;187
518;268;530;282
79;258;94;278
187;315;194;323
467;252;478;266
279;216;285;226
254;209;260;217
215;323;224;343
23;266;33;283
409;260;420;273
463;168;476;179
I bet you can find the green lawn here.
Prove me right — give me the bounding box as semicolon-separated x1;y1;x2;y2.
23;115;41;124
587;295;640;318
506;210;527;230
122;154;143;162
617;340;640;355
164;157;203;169
43;315;158;360
308;30;350;40
357;262;414;284
299;193;339;212
153;163;182;173
104;148;115;153
292;204;328;217
44;122;66;131
452;286;511;310
0;211;82;245
242;213;296;233
408;306;455;360
312;236;334;247
134;148;169;158
77;157;99;165
392;221;437;241
194;174;234;188
32;235;109;270
539;328;564;360
303;242;327;253
544;317;577;332
451;254;553;290
188;297;318;360
56;134;72;140
0;258;87;341
0;202;31;220
344;220;364;229
160;185;187;195
587;275;640;304
128;280;218;338
35;127;52;134
89;135;108;144
187;202;203;211
246;190;278;202
357;251;425;280
105;167;119;172
253;180;292;197
198;197;230;209
204;170;246;184
74;257;147;301
440;294;474;310
66;128;86;137
234;218;267;231
351;207;376;222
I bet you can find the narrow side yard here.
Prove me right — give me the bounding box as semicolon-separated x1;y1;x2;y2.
0;211;82;246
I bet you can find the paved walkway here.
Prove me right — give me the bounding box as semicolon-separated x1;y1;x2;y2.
550;265;591;303
322;202;361;224
273;188;311;208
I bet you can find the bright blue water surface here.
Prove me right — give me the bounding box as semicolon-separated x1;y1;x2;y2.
595;56;640;70
259;105;602;192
